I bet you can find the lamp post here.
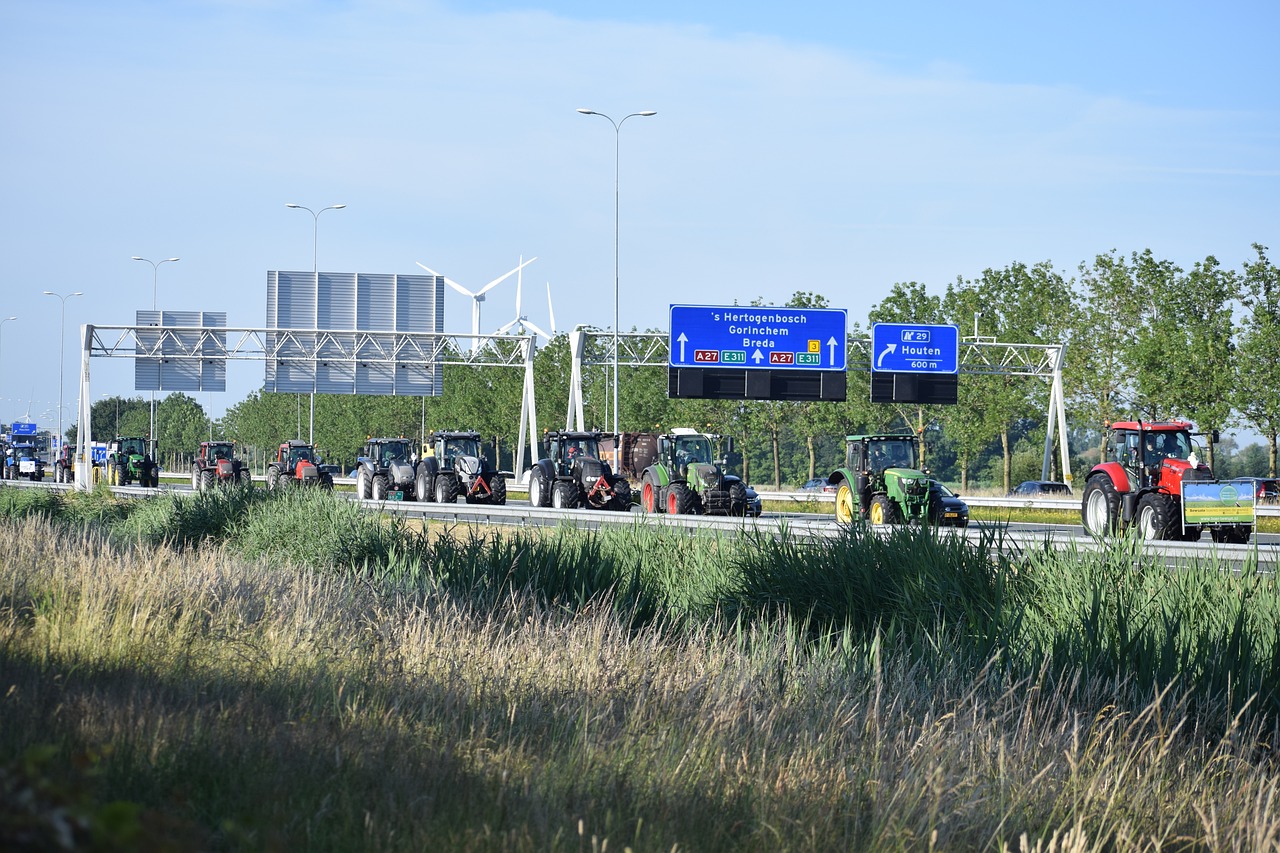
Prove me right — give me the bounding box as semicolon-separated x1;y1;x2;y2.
131;256;179;451
286;203;346;445
42;292;83;461
576;108;656;436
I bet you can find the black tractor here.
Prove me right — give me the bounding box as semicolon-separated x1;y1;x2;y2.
415;430;507;505
354;437;418;501
527;430;631;511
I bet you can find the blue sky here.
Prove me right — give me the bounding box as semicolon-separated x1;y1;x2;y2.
1;0;1276;435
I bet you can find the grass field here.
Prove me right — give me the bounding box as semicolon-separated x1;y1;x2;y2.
2;484;1278;851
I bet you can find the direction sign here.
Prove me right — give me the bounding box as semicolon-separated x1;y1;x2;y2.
871;323;959;374
10;422;37;436
669;305;847;371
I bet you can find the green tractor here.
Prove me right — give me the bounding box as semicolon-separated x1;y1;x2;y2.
103;435;159;487
829;433;935;525
638;428;748;515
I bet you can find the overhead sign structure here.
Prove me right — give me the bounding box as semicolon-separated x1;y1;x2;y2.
871;323;959;374
669;305;847;371
10;422;37;436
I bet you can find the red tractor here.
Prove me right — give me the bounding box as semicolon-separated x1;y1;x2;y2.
266;440;334;490
1081;420;1251;543
191;440;250;490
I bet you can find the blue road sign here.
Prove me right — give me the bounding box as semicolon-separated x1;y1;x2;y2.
669;305;847;371
10;422;37;436
871;323;959;374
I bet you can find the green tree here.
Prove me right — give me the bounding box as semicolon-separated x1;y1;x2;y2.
1236;243;1280;475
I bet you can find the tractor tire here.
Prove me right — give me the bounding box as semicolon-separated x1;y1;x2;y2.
641;476;663;513
610;477;632;511
267;467;280;491
835;482;858;524
728;481;749;517
666;482;694;515
1135;493;1177;540
528;471;550;508
1081;476;1122;537
201;469;216;492
869;494;900;525
191;466;201;491
552;479;580;509
356;467;371;500
320;473;334;491
435;474;458;504
489;474;507;506
417;468;435;503
372;474;389;502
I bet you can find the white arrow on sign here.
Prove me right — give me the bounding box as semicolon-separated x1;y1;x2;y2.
827;336;838;366
752;348;765;364
677;332;688;362
876;343;897;368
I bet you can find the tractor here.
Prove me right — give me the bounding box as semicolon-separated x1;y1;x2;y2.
638;428;748;515
103;436;159;487
266;440;335;490
829;433;937;525
527;430;631;511
53;443;75;483
3;440;45;481
1081;420;1250;543
191;440;250;490
354;437;418;501
415;430;507;505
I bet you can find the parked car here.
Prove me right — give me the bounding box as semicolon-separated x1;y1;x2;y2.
799;477;837;493
930;480;969;527
744;486;762;517
1229;477;1280;505
1010;480;1072;497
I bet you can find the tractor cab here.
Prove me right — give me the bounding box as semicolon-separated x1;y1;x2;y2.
437;433;481;465
662;431;714;474
550;433;602;475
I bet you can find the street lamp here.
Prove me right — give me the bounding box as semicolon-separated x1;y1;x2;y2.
42;292;83;461
131;255;179;450
576;108;656;436
286;203;347;444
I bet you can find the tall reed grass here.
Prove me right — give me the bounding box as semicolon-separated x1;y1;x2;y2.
2;485;1278;850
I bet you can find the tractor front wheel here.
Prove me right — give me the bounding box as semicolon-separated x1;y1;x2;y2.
489;474;507;505
267;467;280;490
1136;493;1176;540
372;474;389;501
869;494;899;525
666;483;694;515
201;469;216;492
835;482;857;524
435;475;457;504
417;468;435;503
191;466;201;491
552;480;580;509
728;481;748;517
528;472;549;507
610;478;632;511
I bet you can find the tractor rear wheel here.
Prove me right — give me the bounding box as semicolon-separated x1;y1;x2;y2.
201;469;216;492
728;481;748;517
1081;476;1121;537
489;475;507;505
642;476;662;513
267;467;280;490
666;483;694;515
869;494;900;525
372;474;389;501
610;477;632;511
417;468;434;503
191;466;201;490
1136;493;1176;540
435;474;457;504
835;482;857;524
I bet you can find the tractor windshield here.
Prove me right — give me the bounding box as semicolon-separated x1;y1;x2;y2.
868;439;915;472
560;436;599;463
442;437;480;462
120;438;146;457
209;443;233;461
1143;431;1193;466
379;440;412;465
290;446;313;464
674;436;713;466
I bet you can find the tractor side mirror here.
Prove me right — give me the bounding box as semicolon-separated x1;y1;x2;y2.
1211;429;1220;444
722;436;736;454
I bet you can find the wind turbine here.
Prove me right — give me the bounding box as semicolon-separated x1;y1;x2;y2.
416;255;536;349
494;267;557;341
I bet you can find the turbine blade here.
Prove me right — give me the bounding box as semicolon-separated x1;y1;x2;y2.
477;255;537;296
522;319;550;340
417;262;470;295
494;317;520;336
546;282;556;336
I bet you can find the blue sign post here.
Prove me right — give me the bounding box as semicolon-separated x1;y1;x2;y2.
669;305;847;370
871;323;959;374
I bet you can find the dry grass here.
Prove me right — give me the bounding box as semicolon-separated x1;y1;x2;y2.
2;514;1279;851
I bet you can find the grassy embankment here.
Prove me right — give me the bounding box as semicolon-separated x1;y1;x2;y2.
2;483;1279;851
